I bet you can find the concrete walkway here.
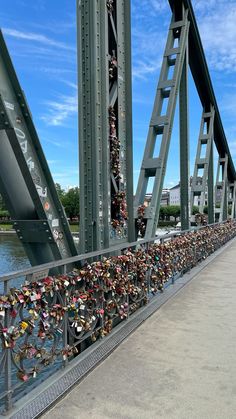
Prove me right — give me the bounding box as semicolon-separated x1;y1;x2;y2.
43;240;236;419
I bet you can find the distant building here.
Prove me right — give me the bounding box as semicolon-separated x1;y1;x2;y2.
190;176;208;207
144;179;210;209
144;189;170;207
169;183;180;205
161;188;170;206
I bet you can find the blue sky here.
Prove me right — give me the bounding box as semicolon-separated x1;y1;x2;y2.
1;0;236;191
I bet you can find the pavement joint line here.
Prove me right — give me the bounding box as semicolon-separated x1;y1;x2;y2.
7;237;236;419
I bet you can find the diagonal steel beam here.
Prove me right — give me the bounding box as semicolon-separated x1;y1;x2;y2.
134;6;190;238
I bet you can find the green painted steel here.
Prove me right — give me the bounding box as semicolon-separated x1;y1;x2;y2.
169;0;236;183
134;6;190;238
0;31;77;266
0;0;235;265
179;34;190;231
78;0;107;253
228;182;236;220
78;0;134;253
208;140;214;224
215;155;228;222
190;105;215;217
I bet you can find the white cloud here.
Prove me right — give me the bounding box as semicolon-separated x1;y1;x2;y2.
133;60;162;80
132;0;168;17
220;93;236;118
195;2;236;72
41;93;77;126
42;138;69;148
2;28;76;52
132;26;166;80
149;0;168;13
192;0;218;13
47;159;59;164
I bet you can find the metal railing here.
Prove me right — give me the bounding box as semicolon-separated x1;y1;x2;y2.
0;220;236;413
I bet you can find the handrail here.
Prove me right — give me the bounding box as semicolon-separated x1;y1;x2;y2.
0;219;235;414
0;221;227;282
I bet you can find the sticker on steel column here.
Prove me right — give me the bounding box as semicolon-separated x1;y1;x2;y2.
20;141;27;154
53;229;59;240
14;127;25;139
27;157;34;171
4;101;14;110
32;171;41;185
52;218;59;227
58;231;63;240
36;185;47;198
16;116;22;124
53;229;63;240
44;201;50;211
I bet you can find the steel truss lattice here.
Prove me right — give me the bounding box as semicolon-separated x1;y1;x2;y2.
78;0;134;253
0;32;77;267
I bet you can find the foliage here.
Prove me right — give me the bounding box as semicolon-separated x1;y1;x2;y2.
0;223;13;230
0;194;7;211
62;187;80;221
158;220;176;227
192;206;199;215
159;206;180;221
55;183;66;201
159;207;165;221
55;184;80;221
162;205;180;221
0;210;10;220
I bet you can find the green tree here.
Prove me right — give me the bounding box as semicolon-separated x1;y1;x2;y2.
63;187;80;221
159;207;165;221
165;205;180;222
192;206;200;215
0;193;7;211
55;183;66;202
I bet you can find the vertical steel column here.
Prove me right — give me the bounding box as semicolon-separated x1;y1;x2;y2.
228;182;236;219
78;0;133;252
179;32;189;230
190;105;215;218
78;0;107;253
109;0;134;245
123;0;135;243
215;155;228;222
208;140;214;223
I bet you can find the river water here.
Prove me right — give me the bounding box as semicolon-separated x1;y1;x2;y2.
0;234;29;275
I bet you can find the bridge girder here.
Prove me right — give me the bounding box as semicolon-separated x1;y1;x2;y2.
169;0;236;182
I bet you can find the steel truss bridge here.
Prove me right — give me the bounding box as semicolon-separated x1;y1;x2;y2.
0;0;236;415
0;0;235;266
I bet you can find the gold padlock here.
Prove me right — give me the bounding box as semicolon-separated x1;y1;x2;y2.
20;321;28;330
